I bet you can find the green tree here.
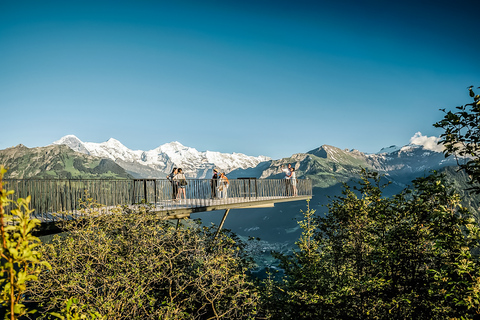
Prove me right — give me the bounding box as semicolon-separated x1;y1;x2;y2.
28;199;259;319
0;166;51;320
434;85;480;193
263;169;480;319
260;200;329;319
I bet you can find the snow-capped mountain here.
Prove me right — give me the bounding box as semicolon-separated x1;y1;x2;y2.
376;145;402;154
366;143;456;179
52;135;271;178
51;134;457;185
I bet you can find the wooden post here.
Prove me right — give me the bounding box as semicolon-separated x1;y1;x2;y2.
214;208;231;239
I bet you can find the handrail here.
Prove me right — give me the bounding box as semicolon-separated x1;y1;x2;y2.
3;178;312;221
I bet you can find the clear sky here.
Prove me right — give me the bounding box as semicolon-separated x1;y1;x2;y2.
1;0;479;159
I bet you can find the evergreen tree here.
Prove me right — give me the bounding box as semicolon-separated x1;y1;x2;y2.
263;169;480;319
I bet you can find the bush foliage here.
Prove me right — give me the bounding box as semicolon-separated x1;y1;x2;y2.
0;166;51;320
434;85;480;193
27;202;259;319
263;170;480;319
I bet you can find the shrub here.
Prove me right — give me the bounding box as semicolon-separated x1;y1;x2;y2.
28;201;259;319
0;166;51;320
263;170;480;319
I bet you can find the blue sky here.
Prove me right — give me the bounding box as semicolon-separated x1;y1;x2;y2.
1;0;479;159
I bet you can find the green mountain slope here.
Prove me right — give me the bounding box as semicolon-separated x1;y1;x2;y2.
249;145;374;188
0;144;133;179
302;147;374;188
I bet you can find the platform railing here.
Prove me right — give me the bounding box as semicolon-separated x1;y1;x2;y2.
3;178;312;221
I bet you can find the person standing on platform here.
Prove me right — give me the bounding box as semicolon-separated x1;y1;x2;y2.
290;167;298;196
174;168;188;201
166;167;178;200
211;168;219;199
282;164;292;196
218;172;229;199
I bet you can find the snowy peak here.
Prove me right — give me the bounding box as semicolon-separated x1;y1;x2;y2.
53;135;89;154
52;135;271;178
363;143;456;179
54;135;139;162
156;141;187;153
105;138;125;148
376;133;444;155
377;145;401;154
53;134;83;145
377;144;425;155
205;151;271;170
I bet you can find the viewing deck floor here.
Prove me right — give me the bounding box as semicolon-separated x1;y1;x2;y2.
34;194;312;222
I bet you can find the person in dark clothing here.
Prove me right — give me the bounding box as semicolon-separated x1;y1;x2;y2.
282;164;292;196
167;167;178;200
210;168;219;199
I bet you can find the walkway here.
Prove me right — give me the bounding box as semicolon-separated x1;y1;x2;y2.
4;178;312;235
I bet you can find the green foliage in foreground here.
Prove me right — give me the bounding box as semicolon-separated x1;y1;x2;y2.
263;169;480;320
27;202;260;319
0;166;51;320
434;85;480;193
5;157;480;319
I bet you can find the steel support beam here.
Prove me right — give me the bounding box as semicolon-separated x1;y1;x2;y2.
214;208;231;239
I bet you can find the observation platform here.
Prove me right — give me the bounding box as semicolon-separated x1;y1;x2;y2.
4;178;312;236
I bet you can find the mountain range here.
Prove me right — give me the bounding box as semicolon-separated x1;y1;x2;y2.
52;135;271;179
1;135;476;269
1;135;459;188
229;143;458;189
52;135;458;187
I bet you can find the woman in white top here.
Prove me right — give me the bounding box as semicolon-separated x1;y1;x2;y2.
217;172;229;199
290;167;297;196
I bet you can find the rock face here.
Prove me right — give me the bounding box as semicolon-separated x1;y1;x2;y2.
0;144;132;179
52;135;271;178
